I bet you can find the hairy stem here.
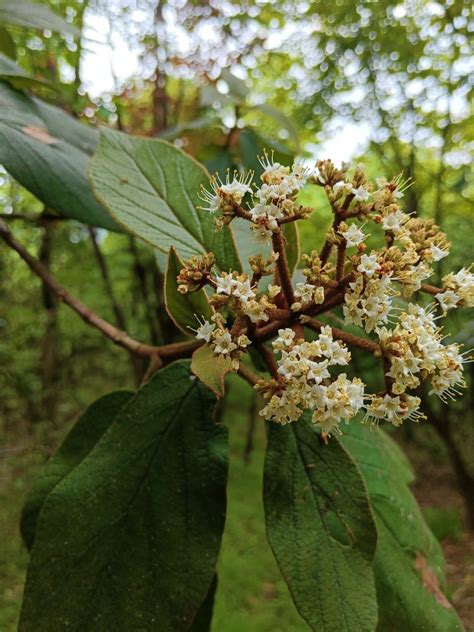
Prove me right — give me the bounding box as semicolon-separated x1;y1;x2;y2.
272;231;294;306
238;363;260;387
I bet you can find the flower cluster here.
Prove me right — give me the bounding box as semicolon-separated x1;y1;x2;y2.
181;155;473;436
199;154;312;239
257;327;364;435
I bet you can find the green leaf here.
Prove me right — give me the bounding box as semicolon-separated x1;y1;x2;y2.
0;81;120;231
264;415;378;632
165;246;213;335
189;574;218;632
191;345;231;398
89;128;241;271
247;102;300;150
0;52;52;89
20;389;133;551
282;221;300;277
341;423;464;632
20;361;229;632
0;27;15;58
0;0;80;35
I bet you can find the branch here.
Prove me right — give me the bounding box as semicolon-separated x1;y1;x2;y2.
0;220;198;361
420;283;442;296
272;231;294;306
238;363;260;387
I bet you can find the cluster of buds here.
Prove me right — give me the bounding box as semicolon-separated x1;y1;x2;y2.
180;154;473;436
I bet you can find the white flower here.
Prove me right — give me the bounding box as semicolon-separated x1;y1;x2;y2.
232;279;255;303
352;186;370;202
215;273;236;296
429;244;449;262
340;224;366;248
242;299;269;323
364;394;424;426
382;209;407;234
314;286;325;304
294;283;316;304
268;284;281;298
199;171;253;213
333;181;352;196
443;268;474;307
189;316;215;343
436;290;460;313
213;331;237;355
357;253;381;277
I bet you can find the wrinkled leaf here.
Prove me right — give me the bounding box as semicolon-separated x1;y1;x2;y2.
191;345;231;398
0;80;119;230
89;128;241;271
165;246;213;335
264;414;378;631
0;52;52;89
341;423;464;632
20;361;228;632
20;390;133;551
0;0;80;35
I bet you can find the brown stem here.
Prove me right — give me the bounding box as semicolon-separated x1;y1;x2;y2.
238;363;260;387
254;319;288;343
272;232;294;306
234;205;253;221
0;220;197;362
319;217;342;265
336;242;347;281
420;283;442;296
256;344;280;381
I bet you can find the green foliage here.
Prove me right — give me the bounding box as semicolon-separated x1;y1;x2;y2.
423;507;464;544
20;389;134;551
341;423;464;632
20;361;228;632
264;415;378;631
0;0;79;35
165;247;213;334
89;129;241;271
191;345;232;399
0;52;52;89
0;79;119;230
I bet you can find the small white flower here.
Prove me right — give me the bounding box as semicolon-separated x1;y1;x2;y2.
340;224;366;248
189;316;215;343
233;279;255;303
213;331;237;355
294;282;317;304
215;273;236;296
357;253;381;277
436;290;460;313
333;181;352;196
268;284;281;298
242;299;269;323
382;209;406;234
429;244;449;262
352;186;370;202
